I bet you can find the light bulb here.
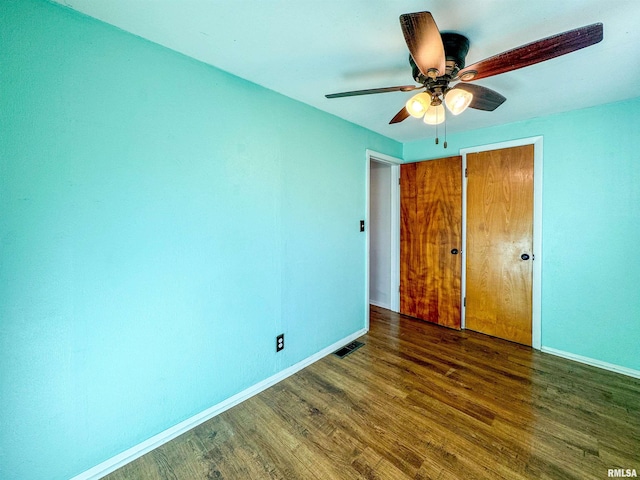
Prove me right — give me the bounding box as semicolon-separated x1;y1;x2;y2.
445;88;473;115
423;103;445;125
405;92;431;118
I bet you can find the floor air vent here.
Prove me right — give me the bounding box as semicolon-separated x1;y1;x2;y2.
333;341;364;358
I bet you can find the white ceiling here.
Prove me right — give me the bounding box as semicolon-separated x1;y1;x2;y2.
53;0;640;143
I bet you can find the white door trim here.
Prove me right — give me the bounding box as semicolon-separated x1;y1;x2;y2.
365;150;401;330
459;137;543;349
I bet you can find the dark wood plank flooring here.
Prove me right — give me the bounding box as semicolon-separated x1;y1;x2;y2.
105;306;640;479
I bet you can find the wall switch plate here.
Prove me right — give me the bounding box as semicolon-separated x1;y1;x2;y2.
360;220;365;232
276;334;284;352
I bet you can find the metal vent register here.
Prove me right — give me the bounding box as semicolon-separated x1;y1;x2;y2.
333;341;364;358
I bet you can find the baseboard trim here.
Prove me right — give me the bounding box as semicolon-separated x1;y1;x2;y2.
71;328;368;480
369;299;390;310
541;346;640;379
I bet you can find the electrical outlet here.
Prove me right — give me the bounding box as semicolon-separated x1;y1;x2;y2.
276;334;284;352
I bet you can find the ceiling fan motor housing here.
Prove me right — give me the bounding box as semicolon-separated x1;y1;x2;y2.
410;32;470;83
441;32;470;74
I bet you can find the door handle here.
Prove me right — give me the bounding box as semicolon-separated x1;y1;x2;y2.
451;249;459;255
520;253;530;261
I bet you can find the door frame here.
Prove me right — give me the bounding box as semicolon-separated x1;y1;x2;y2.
365;150;401;330
460;136;543;349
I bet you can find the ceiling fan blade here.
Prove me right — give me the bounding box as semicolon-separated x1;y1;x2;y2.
458;23;603;82
389;107;410;124
325;85;421;99
399;12;446;77
451;84;506;111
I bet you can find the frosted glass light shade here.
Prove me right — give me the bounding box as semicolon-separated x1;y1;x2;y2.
445;88;473;115
405;92;431;118
423;103;445;125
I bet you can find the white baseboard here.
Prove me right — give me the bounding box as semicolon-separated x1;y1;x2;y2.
541;346;640;379
71;328;368;480
369;299;390;310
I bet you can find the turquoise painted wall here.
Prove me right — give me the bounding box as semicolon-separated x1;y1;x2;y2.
2;0;638;478
0;1;401;479
405;97;640;372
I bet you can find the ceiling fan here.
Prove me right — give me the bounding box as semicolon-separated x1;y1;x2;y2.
326;12;603;132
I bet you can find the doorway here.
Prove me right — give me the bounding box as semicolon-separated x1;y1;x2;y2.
366;150;401;321
370;160;393;309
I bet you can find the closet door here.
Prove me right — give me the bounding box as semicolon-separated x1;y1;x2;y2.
466;145;534;345
400;156;462;329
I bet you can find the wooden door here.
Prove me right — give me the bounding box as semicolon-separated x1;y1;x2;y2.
466;145;534;345
400;156;462;329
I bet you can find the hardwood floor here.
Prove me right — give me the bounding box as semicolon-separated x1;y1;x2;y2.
105;306;640;479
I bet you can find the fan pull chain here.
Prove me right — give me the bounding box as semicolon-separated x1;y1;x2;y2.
444;114;448;148
433;106;448;148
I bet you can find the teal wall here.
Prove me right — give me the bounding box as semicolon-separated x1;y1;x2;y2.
0;1;401;479
405;97;640;372
2;0;639;479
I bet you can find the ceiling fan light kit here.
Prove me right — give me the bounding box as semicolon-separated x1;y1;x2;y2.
406;92;431;118
445;88;473;115
325;11;603;145
423;103;445;125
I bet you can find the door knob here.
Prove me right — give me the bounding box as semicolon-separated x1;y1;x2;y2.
520;253;530;261
451;249;459;255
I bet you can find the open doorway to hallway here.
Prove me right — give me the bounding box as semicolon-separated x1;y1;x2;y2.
367;152;400;313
